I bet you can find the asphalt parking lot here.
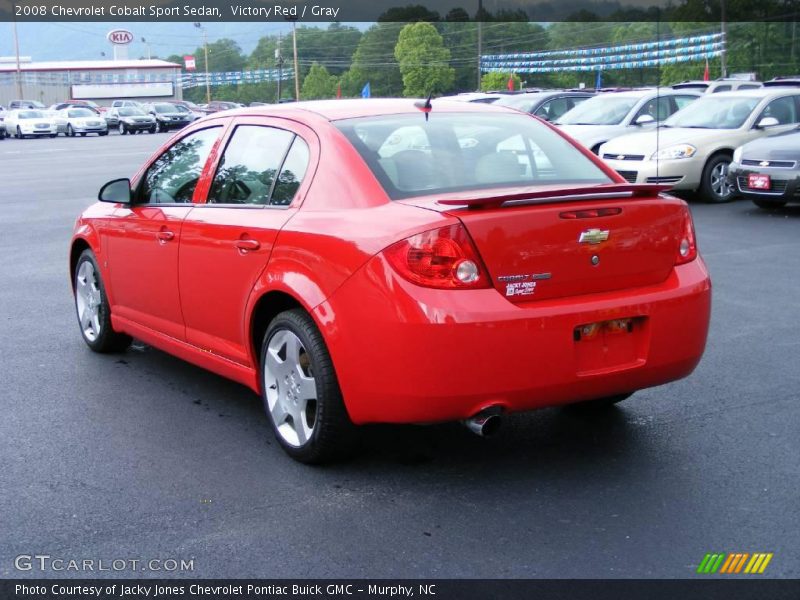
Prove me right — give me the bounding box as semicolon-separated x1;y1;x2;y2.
0;132;798;579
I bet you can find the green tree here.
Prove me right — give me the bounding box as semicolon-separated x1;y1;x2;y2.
348;23;405;96
480;71;520;92
395;22;455;97
301;63;339;99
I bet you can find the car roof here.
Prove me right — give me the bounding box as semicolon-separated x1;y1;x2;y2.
211;98;521;122
700;88;800;99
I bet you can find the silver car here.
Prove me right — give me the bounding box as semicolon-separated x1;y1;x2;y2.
55;107;108;137
556;88;701;153
601;88;800;203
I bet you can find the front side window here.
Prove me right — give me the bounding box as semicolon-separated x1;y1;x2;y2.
636;96;673;121
336;113;612;200
140;127;221;204
208;125;294;206
759;96;799;125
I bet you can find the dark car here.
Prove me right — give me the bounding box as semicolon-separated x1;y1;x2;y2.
9;99;45;110
493;90;595;122
109;107;156;135
144;102;194;132
205;101;240;113
729;129;800;209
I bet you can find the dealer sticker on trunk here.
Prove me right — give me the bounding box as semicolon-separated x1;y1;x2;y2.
505;281;537;297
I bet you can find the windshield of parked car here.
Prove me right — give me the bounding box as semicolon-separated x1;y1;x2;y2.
335;112;612;200
153;104;177;113
118;108;145;116
556;95;641;125
68;109;94;118
19;111;44;119
664;96;761;129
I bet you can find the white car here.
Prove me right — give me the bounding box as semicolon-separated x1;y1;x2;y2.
55;107;108;137
555;88;701;153
600;88;800;203
3;109;58;139
0;106;6;140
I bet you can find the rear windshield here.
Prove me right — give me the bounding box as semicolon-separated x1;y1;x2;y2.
334;113;612;200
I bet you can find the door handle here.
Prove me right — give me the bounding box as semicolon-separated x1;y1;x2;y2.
235;239;260;252
157;230;175;242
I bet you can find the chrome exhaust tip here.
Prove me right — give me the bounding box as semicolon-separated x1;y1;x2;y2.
463;407;503;437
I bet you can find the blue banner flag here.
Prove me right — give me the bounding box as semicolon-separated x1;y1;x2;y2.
361;82;371;98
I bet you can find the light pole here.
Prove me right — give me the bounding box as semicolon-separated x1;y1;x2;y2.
141;37;151;60
194;22;211;104
476;0;483;90
291;20;300;101
275;33;284;102
12;19;23;99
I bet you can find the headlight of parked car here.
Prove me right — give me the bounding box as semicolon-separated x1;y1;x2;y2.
651;144;697;160
732;146;743;164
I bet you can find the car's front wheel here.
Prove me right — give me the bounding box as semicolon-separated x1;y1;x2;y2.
118;123;126;135
700;154;735;203
74;249;132;353
260;309;356;463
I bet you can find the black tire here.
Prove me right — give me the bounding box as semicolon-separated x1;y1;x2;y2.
67;124;74;137
118;123;126;135
80;133;86;137
99;131;108;136
49;134;57;138
149;126;157;134
700;154;735;203
752;198;787;210
16;126;23;139
260;309;357;463
155;121;162;133
73;249;132;354
569;392;634;410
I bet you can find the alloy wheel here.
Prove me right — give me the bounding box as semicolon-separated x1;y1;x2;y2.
263;330;318;447
710;162;733;200
75;261;102;342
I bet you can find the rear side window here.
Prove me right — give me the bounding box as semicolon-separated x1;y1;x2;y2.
335;113;611;200
208;125;294;205
712;85;732;93
674;95;698;110
271;137;310;206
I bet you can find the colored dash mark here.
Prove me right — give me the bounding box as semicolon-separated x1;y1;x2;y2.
698;552;773;574
697;553;726;574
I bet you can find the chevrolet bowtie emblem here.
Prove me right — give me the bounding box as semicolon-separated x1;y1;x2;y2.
759;160;770;167
617;155;625;160
579;229;610;244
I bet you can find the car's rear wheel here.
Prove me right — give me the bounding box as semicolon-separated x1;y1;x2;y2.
700;155;735;203
74;250;132;353
260;309;356;463
118;123;126;135
752;198;787;210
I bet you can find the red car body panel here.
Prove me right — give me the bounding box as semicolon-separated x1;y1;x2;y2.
71;99;712;424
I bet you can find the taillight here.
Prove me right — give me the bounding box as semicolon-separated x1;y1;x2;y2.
382;224;490;289
675;207;698;265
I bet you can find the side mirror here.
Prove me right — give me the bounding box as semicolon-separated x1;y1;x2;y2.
634;114;656;125
98;178;132;204
756;116;779;129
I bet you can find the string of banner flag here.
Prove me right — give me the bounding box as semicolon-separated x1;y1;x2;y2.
180;68;295;88
481;32;725;73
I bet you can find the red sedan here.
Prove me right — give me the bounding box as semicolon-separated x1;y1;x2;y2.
70;99;711;462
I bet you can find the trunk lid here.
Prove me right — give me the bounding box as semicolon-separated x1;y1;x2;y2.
399;184;685;303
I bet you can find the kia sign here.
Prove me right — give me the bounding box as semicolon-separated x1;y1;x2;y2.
184;56;197;71
107;30;134;45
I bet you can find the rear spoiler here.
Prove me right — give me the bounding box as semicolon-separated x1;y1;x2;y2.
436;183;672;209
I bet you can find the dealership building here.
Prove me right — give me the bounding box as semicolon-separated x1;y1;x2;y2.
0;57;183;107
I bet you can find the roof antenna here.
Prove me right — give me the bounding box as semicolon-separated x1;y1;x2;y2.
414;93;433;121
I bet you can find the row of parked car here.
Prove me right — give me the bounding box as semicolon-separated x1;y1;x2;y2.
449;76;800;208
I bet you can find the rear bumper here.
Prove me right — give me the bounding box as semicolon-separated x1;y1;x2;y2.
317;255;712;425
